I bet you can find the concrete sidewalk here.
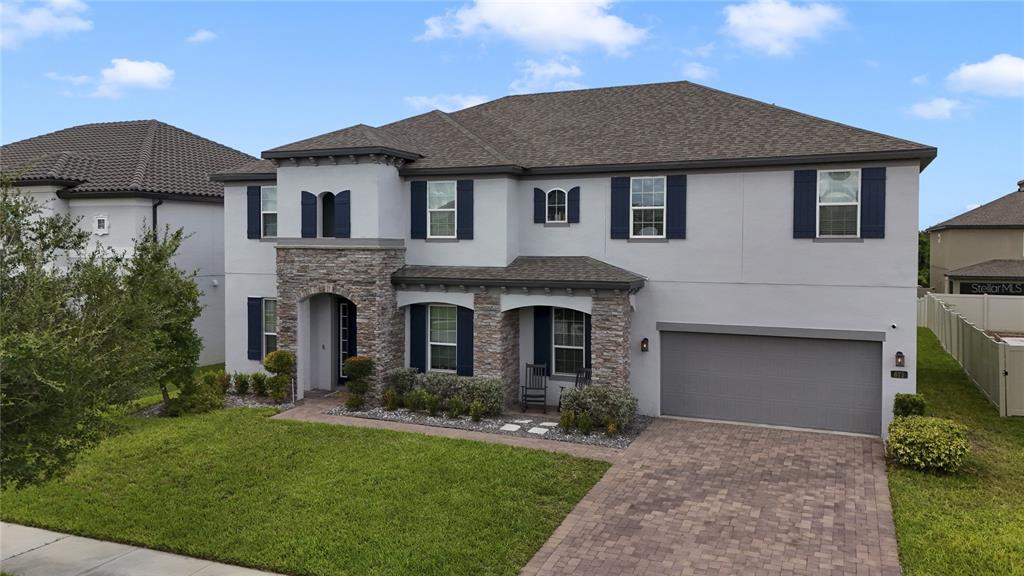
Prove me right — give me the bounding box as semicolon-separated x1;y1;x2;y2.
1;523;281;576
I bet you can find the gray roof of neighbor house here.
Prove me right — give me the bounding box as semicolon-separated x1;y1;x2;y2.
1;120;258;200
947;259;1024;279
927;181;1024;231
391;256;646;291
250;81;936;176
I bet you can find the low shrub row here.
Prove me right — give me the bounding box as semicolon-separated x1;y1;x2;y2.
165;371;224;416
886;392;969;474
376;368;505;420
559;384;638;436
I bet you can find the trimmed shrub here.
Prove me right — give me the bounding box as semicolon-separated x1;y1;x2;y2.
425;393;441;417
577;412;593;435
385;368;421;397
423;371;460;401
468;400;485;422
267;375;290;403
446;396;466;418
345;393;365;411
251;372;268;397
382;387;399;411
165;371;224;416
233;372;251;395
894;393;927;418
559;409;576;431
405;388;427;412
561;384;639;432
461;377;505;416
887;416;969;473
347;378;369;396
343;356;375;383
215;371;231;394
263;350;296;379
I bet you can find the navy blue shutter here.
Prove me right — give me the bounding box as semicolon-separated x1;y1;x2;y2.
534;188;545;223
860;168;886;238
335;190;351;238
610;177;629;239
666;175;687;239
456;180;473;240
247;297;262;360
456;306;474;376
409;304;427;372
533;306;552;375
410;181;427;239
793;170;817;238
347;300;358;357
585;314;592;368
246;186;261;239
568;186;580;224
301;192;316;238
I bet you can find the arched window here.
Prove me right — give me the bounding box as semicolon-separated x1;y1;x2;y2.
321;192;335;237
546;189;566;223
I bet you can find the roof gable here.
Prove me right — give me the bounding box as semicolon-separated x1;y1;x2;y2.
928;187;1024;231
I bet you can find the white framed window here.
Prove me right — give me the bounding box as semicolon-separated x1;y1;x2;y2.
553;307;587;375
428;304;457;371
630;176;665;238
261;186;278;238
427;181;457;238
546;189;567;222
816;170;861;238
93;214;109;235
263;298;278;357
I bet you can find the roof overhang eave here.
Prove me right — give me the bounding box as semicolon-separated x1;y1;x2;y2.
391;275;645;292
210;172;277;183
262;146;421;161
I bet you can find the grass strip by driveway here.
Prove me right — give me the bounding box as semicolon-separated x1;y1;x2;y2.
888;328;1024;576
1;408;609;576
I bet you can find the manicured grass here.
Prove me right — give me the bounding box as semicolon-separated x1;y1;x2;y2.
1;409;608;576
888;328;1024;576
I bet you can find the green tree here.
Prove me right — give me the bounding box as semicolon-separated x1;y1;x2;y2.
918;231;930;287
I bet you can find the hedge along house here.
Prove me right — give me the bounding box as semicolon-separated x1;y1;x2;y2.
213;81;937;436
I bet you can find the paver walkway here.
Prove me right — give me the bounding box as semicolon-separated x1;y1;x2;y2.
273;396;623;462
0;523;281;576
521;418;902;576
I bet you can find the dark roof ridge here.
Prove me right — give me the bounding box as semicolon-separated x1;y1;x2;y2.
129;120;159;191
432;110;517;166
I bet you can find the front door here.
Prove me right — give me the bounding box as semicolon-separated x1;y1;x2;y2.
337;297;357;385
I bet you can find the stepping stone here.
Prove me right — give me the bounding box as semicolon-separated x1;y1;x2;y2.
527;427;549;435
513;419;533;424
499;424;521;432
539;422;558;427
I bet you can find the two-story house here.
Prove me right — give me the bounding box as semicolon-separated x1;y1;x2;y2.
1;120;258;364
213;81;936;436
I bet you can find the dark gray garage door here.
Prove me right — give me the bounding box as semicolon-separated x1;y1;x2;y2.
660;332;882;435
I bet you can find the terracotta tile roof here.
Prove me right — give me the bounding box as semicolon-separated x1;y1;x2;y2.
1;120;257;199
392;256;646;291
927;187;1024;231
947;259;1024;279
257;81;936;174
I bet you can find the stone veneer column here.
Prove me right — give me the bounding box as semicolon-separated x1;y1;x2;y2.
590;292;632;389
276;244;406;400
472;290;520;407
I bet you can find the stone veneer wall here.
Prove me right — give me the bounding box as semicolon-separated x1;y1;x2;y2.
590;292;633;389
472;290;520;406
276;245;406;400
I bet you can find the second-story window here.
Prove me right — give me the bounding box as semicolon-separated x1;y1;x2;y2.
630;176;665;238
817;170;860;238
427;181;456;238
546;189;567;222
261;186;278;238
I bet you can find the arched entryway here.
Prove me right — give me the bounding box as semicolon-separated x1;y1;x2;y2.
297;292;357;396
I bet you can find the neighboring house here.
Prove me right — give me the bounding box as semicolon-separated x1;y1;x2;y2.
927;179;1024;295
1;120;258;364
213;81;936;436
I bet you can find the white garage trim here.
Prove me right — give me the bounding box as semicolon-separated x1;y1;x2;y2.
656;322;886;342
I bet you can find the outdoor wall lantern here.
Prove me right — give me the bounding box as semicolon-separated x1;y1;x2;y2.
895;351;905;368
640;337;649;352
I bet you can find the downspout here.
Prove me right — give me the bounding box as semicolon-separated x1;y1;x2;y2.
151;198;164;232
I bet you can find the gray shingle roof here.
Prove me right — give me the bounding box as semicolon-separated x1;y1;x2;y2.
1;120;257;199
927;188;1024;231
264;123;422;159
210;158;278;182
392;256;646;291
947;259;1024;279
259;81;936;174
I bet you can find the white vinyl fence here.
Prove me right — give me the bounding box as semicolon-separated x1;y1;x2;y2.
918;293;1024;416
924;293;1024;333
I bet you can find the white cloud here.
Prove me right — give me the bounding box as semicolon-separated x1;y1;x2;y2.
509;58;584;94
404;94;488;113
946;53;1024;97
908;97;961;120
1;0;92;48
911;74;928;86
419;0;647;55
185;28;217;44
682;61;715;81
93;58;174;98
721;0;844;57
683;42;715;59
45;71;90;85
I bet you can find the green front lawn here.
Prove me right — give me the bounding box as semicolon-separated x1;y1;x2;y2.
1;409;608;576
888;329;1024;575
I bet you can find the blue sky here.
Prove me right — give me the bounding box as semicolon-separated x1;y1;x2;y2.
2;0;1022;228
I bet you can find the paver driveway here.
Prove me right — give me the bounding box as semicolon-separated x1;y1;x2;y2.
522;418;901;576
